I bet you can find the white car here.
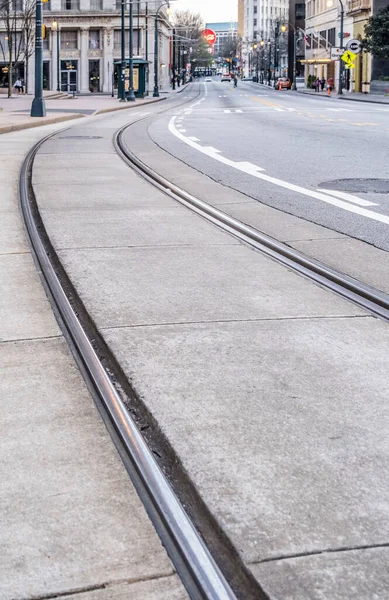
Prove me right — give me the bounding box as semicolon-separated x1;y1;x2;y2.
205;78;212;82
221;74;232;82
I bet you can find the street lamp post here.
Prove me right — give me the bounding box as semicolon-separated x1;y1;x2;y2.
30;0;46;117
127;0;136;101
338;0;344;95
52;20;60;92
119;0;126;101
153;1;170;97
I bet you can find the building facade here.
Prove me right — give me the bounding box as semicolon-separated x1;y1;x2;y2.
0;0;172;95
242;0;289;80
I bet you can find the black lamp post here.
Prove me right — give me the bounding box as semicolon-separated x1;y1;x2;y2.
127;0;136;101
119;0;126;101
31;0;46;116
338;0;344;95
153;1;170;97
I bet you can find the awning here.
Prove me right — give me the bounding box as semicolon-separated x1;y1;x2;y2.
301;59;333;64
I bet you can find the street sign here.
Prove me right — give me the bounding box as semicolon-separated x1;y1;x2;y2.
201;29;217;46
341;50;357;68
330;47;344;60
346;38;362;54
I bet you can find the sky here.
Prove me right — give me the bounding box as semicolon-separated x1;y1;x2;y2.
173;0;238;24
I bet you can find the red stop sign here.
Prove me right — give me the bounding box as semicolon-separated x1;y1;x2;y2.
202;29;217;45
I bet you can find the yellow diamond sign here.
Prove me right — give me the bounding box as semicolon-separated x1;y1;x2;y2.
341;50;357;68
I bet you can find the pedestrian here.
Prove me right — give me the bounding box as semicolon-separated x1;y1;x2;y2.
233;74;238;87
320;77;326;91
314;77;320;92
327;76;334;92
14;78;22;94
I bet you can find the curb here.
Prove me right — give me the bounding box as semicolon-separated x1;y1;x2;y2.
338;95;389;105
94;96;165;115
0;112;85;135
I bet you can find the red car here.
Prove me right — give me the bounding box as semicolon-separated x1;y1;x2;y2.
276;77;291;90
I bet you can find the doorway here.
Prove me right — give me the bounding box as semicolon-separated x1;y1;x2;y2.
89;60;100;92
60;60;77;92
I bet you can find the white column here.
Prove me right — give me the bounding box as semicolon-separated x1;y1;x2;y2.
80;27;90;93
103;28;113;94
51;29;58;91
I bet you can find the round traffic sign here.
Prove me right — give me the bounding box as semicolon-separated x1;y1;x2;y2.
346;39;362;54
202;29;217;45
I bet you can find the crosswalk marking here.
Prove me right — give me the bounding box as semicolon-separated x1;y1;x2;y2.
224;109;231;113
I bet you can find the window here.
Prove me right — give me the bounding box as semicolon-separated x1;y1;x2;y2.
90;0;102;8
327;27;336;46
89;29;100;48
61;30;78;49
253;18;257;26
320;30;326;48
43;0;51;10
114;29;140;50
43;29;50;49
253;5;257;13
11;0;23;11
295;3;305;18
61;0;80;9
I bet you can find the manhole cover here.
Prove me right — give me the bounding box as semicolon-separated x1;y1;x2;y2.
318;179;389;194
58;135;103;139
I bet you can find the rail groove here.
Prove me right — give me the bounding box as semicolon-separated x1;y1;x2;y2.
115;123;389;323
19;92;244;600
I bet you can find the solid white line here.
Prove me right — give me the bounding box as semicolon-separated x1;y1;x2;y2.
274;108;285;112
224;109;231;113
168;116;389;226
178;129;187;133
317;188;378;207
235;109;243;113
188;136;200;142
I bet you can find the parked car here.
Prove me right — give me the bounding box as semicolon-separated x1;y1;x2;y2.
276;77;291;90
221;73;232;82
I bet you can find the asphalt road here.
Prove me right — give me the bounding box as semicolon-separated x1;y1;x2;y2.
147;79;389;250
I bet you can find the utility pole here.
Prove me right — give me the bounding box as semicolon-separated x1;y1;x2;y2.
30;0;46;117
119;0;126;101
172;28;176;90
128;0;136;100
338;0;344;95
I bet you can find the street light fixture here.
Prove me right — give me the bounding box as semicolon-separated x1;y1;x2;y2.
327;0;344;94
31;0;46;116
51;20;60;92
153;1;170;97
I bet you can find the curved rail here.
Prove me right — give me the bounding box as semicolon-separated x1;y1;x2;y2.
115;123;389;322
19;99;240;600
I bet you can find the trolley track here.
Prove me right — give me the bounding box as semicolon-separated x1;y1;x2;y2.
19;88;269;600
115;118;389;323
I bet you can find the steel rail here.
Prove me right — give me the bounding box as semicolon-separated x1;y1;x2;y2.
19;114;238;600
115;125;389;322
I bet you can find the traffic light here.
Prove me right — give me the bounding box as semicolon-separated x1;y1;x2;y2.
42;24;46;39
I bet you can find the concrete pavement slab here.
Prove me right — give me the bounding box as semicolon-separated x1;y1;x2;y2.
0;213;29;254
252;547;389;600
57;245;364;329
104;317;389;566
290;237;389;294
42;207;238;249
58;575;188;599
0;253;60;341
0;337;179;600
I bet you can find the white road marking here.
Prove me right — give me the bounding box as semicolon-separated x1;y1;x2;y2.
168;116;389;226
326;108;354;112
224;109;231;113
188;136;200;142
274;108;285;112
285;107;297;112
317;188;378;207
178;129;187;133
235;109;243;113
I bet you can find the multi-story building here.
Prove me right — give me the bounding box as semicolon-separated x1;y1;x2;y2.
204;21;238;58
242;0;289;79
0;0;172;95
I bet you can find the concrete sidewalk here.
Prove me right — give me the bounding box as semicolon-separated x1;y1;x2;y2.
0;84;189;134
298;87;389;103
32;104;389;599
0;123;187;599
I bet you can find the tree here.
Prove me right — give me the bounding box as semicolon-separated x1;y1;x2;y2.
0;0;36;96
363;5;389;61
172;9;204;40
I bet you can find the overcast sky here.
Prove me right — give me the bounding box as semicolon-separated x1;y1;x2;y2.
174;0;238;24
